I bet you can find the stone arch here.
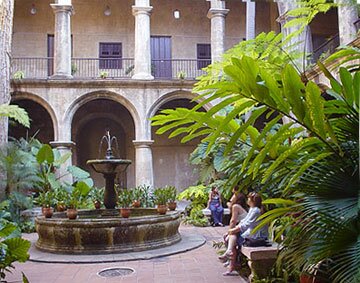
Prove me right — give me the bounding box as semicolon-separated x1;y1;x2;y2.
10;91;58;141
69;93;137;189
149;92;209;191
64;90;141;140
146;90;211;139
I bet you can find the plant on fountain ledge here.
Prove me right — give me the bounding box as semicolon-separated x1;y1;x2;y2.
37;191;54;218
165;186;177;211
89;186;104;209
118;189;132;218
66;181;91;220
154;187;168;215
131;186;143;208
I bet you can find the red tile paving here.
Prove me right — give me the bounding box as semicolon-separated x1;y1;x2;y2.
6;224;248;283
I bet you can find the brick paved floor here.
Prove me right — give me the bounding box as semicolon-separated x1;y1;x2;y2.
6;224;248;283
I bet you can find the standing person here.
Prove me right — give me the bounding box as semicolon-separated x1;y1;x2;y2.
207;186;224;227
219;192;268;275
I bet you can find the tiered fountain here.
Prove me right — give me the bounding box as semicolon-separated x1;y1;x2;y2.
35;131;181;254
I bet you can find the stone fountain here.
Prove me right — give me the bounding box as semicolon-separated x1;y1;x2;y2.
87;130;131;209
35;131;181;254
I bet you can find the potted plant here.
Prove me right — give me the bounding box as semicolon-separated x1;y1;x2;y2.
118;189;132;218
89;187;104;209
131;187;143;208
38;191;54;218
165;186;177;211
66;181;91;220
99;71;108;79
53;187;68;212
177;71;186;80
153;187;168;215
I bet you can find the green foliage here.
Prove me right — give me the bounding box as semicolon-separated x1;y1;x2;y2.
0;139;40;197
151;29;360;281
118;189;132;208
13;71;25;80
0;214;30;282
127;185;155;207
66;181;91;209
177;184;210;226
164;186;177;202
89;187;104;202
0;104;30;128
153;187;169;205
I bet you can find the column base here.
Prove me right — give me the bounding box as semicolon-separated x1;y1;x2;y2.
132;73;154;80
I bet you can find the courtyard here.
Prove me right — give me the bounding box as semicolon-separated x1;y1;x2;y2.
5;224;245;283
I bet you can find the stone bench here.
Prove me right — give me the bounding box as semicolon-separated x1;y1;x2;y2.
240;243;279;282
202;208;231;225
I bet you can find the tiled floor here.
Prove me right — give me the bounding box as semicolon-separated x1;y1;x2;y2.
6;224;247;283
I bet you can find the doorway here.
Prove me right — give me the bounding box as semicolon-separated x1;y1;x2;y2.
151;36;172;78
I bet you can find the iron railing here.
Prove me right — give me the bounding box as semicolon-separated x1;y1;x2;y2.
312;33;340;62
11;57;209;80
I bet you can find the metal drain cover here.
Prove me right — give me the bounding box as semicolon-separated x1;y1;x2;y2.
97;267;135;278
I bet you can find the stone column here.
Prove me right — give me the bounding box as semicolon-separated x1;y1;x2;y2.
207;0;229;63
49;141;75;184
277;1;313;70
132;0;154;80
50;3;73;79
245;0;256;40
133;140;154;188
335;0;358;45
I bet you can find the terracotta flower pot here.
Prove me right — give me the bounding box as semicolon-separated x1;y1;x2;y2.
43;207;53;218
167;201;177;211
157;204;167;215
132;200;141;208
56;203;66;212
120;208;131;218
66;208;78;220
94;200;101;210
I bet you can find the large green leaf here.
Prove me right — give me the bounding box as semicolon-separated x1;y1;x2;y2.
3;237;30;262
36;144;54;164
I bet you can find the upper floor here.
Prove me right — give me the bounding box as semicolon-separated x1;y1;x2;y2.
10;0;347;81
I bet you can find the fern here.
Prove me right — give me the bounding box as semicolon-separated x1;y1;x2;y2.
0;104;30;128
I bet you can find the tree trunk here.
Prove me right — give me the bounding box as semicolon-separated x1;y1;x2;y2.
0;0;14;198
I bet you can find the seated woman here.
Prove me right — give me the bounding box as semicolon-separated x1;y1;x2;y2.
219;192;268;275
228;188;248;228
207;186;224;227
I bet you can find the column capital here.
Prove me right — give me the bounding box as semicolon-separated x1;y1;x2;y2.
132;6;153;16
207;8;229;19
133;140;154;148
49;141;76;149
50;4;73;14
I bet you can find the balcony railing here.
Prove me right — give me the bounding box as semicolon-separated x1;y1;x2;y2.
312;34;340;62
11;57;209;80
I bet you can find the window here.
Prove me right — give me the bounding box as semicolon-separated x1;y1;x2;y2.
197;44;211;69
99;43;122;69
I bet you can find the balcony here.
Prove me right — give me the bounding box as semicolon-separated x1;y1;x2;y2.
10;58;209;80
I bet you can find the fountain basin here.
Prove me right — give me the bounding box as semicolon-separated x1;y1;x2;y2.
87;159;131;175
35;209;181;254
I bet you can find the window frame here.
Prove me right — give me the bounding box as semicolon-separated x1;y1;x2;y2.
99;42;122;70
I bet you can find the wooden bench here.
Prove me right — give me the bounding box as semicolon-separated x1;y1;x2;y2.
240;244;279;282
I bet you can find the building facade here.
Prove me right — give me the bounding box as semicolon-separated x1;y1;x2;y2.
9;0;357;191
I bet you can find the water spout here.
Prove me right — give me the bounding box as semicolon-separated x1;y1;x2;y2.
98;130;119;160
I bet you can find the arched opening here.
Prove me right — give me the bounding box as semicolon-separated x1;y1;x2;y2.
8;99;54;143
152;98;206;191
71;99;135;189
